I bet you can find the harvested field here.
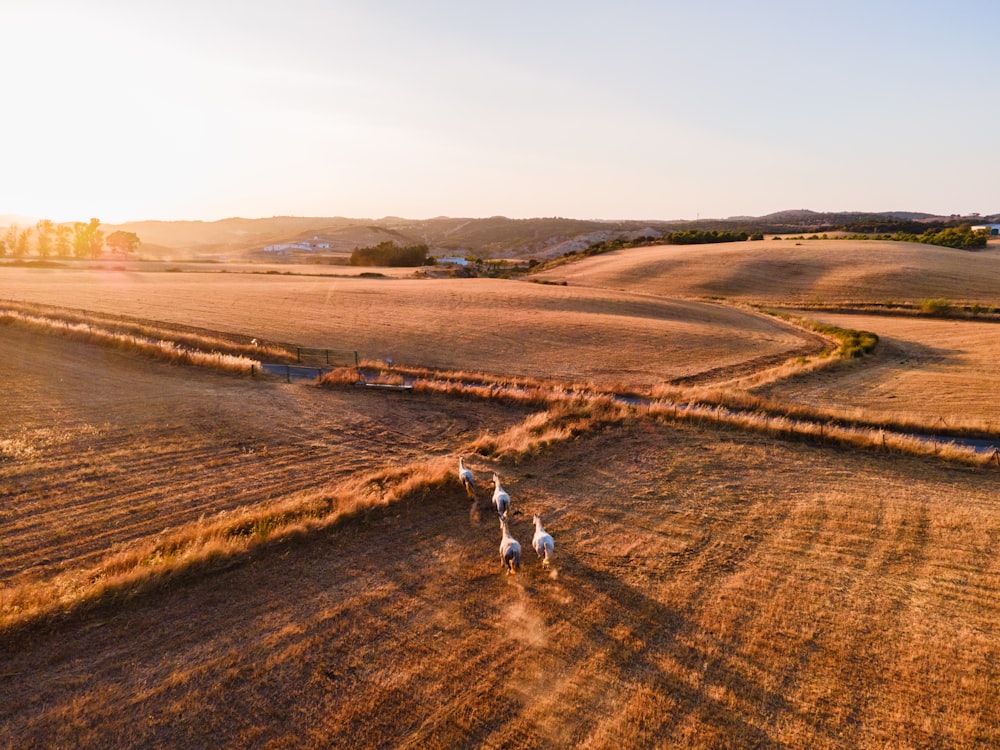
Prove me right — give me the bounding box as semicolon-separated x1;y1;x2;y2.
2;247;998;749
533;239;1000;306
1;418;996;748
754;313;1000;427
0;267;817;390
0;325;532;589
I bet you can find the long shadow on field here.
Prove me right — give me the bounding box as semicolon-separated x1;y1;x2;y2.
565;558;841;747
698;256;832;299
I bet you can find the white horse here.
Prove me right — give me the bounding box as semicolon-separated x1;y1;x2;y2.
458;456;476;500
499;517;521;574
532;514;555;568
491;473;511;519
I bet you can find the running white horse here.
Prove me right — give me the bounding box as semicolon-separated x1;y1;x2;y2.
458;456;476;500
531;514;555;568
491;473;511;519
499;517;521;574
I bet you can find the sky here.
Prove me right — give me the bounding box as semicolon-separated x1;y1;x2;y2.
2;0;997;224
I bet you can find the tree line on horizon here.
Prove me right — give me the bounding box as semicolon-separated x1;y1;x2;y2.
838;225;989;250
0;218;141;259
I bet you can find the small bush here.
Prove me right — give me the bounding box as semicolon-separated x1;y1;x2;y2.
920;298;953;316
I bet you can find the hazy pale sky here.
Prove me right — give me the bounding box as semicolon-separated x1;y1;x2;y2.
2;0;997;223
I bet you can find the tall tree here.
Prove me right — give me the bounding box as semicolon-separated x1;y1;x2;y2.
105;230;140;257
86;218;104;258
14;226;32;258
55;224;72;257
35;219;54;258
72;222;90;258
5;224;19;258
72;219;103;258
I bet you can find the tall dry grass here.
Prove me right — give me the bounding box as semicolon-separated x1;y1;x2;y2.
643;399;998;467
0;456;458;635
0;307;261;374
333;361;1000;468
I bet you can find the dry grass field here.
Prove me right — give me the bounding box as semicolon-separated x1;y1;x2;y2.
0;325;530;591
755;313;1000;428
533;238;1000;306
1;416;996;748
1;244;998;749
0;267;816;390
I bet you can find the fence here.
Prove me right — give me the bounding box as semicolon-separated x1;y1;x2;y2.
257;363;334;383
292;347;359;367
256;348;360;383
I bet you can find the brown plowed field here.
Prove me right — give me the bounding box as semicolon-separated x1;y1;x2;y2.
1;415;996;748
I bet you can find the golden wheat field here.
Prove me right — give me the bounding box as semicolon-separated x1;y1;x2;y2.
1;246;998;749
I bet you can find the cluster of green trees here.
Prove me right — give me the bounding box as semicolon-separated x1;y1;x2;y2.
349;241;429;267
532;229;759;274
580;236;659;256
662;229;749;244
840;225;987;249
0;218;141;259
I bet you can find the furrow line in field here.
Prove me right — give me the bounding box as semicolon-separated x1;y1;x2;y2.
0;450;382;582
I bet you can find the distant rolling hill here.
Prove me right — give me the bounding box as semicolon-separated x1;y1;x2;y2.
0;214;41;228
107;216;677;261
96;210;998;261
532;237;1000;305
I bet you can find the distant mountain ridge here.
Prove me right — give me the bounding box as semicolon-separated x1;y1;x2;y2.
6;210;993;260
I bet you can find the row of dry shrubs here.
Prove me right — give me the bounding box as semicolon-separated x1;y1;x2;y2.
333;364;1000;470
3;300;289;360
0;305;263;374
0;457;457;636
